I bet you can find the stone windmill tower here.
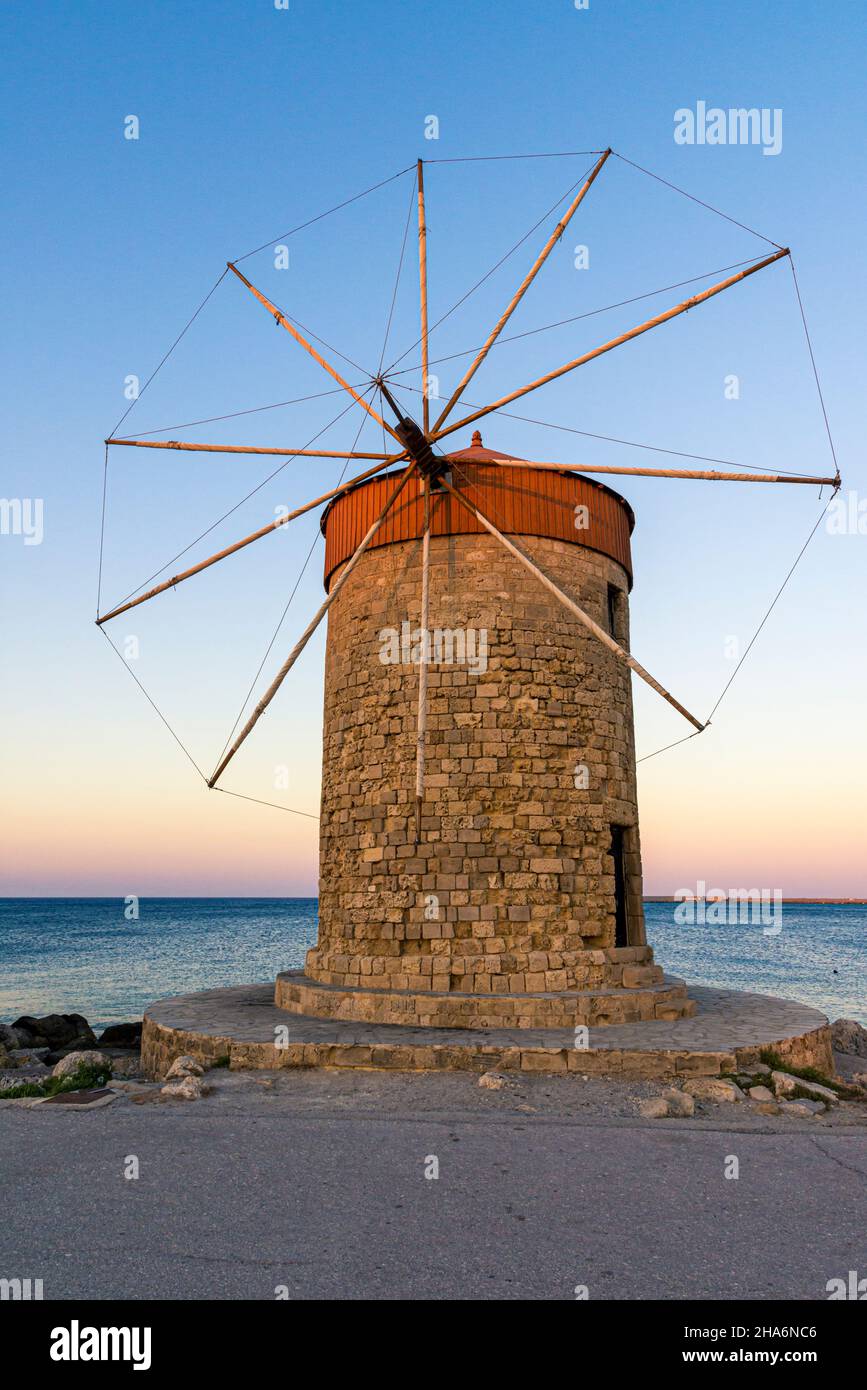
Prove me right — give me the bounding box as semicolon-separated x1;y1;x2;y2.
288;431;681;1029
99;151;837;1035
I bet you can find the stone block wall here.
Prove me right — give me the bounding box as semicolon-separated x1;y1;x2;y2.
307;523;653;998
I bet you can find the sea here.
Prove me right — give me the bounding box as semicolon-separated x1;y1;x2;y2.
0;898;863;1031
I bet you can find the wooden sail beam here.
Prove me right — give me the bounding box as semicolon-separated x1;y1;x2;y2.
105;438;395;461
440;477;706;733
226;262;405;446
431;149;612;435
489;458;838;486
208;460;419;788
95;455;401;626
414;476;431;839
432;248;790;444
417;159;430;435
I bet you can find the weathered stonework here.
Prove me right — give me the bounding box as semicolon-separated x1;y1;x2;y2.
139;984;835;1082
278;459;684;1028
276;969;694;1030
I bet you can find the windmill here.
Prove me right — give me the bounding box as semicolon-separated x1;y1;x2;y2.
98;150;840;1030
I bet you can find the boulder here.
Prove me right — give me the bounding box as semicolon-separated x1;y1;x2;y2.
51;1050;112;1079
790;1077;838;1106
0;1024;22;1049
43;1035;103;1066
662;1087;695;1117
478;1071;507;1090
13;1014;95;1049
771;1070;797;1099
684;1078;745;1103
164;1055;205;1081
638;1097;670;1119
98;1022;142;1048
161;1075;206;1101
780;1099;825;1117
0;1043;13;1069
748;1085;775;1102
831;1018;867;1058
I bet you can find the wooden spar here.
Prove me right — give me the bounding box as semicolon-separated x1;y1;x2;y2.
440;478;706;733
226;262;405;446
489;458;838;486
208;460;419;788
431;149;612;434
432;248;790;444
417;159;430;435
106;438;395;461
95;455;401;626
414;477;431;839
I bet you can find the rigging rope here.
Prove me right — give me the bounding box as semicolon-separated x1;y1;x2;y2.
788;256;840;478
108;395;360;611
233;164;417;264
101;623;318;818
107;268;229;440
212;387;377;766
383;163;598;374
388;378;816;478
378;179;416;375
388;255;767;376
611;151;785;250
114;384;360;439
424;151;605;164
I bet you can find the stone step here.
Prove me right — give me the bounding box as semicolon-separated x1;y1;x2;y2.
275;970;693;1030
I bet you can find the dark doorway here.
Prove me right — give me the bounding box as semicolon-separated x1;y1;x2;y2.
610;824;629;947
607;583;619;639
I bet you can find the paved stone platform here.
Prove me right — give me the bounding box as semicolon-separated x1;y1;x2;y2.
142;982;833;1081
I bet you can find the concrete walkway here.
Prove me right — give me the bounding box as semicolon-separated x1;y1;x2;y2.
1;1069;865;1300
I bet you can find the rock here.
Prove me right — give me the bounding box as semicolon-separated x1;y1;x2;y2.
662;1087;695;1117
43;1035;104;1066
13;1014;95;1048
771;1070;797;1098
163;1055;205;1080
748;1085;775;1102
684;1078;745;1103
478;1071;507;1090
0;1043;13;1069
51;1050;112;1079
161;1075;206;1101
831;1018;867;1057
780;1099;825;1117
98;1022;142;1048
0;1024;22;1049
108;1054;142;1077
790;1077;838;1106
733;1061;766;1084
638;1097;670;1119
770;1069;836;1105
752;1101;782;1115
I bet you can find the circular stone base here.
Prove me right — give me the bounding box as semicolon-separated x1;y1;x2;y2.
141;983;833;1083
275;970;695;1029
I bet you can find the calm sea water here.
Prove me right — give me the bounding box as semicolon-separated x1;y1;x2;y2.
0;898;863;1030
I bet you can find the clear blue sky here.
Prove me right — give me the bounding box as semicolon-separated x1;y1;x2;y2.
2;0;864;895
